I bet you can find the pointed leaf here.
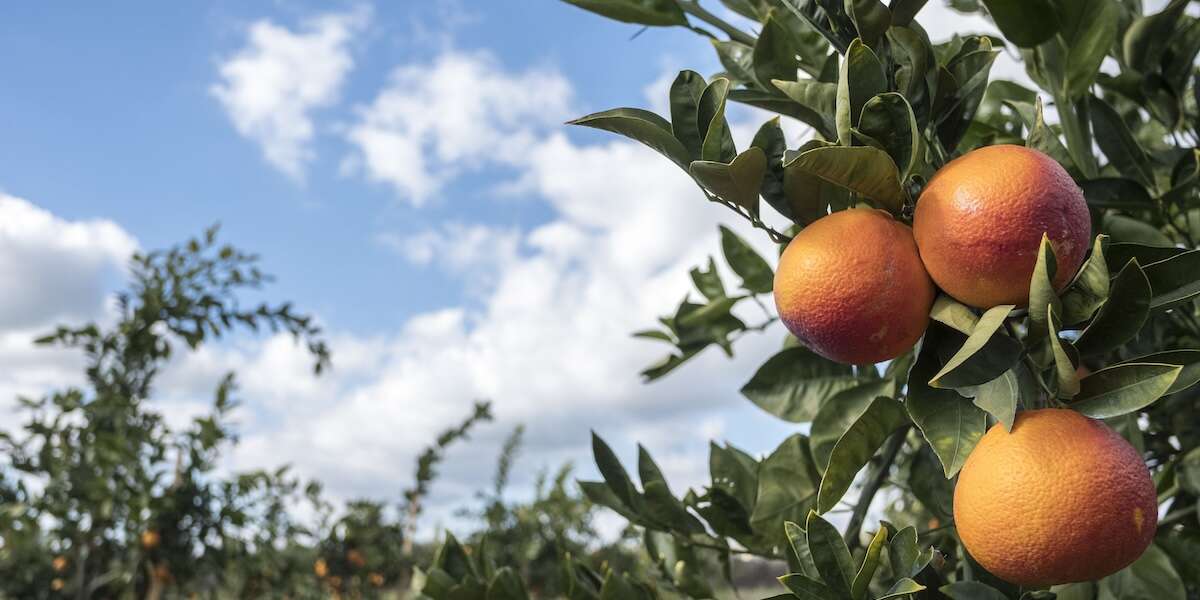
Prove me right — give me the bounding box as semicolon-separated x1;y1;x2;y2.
1071;363;1182;418
568;108;692;170
720;225;774;294
741;347;860;422
816;398;908;513
783;146;903;213
1061;235;1110;325
1074;259;1150;356
669;70;707;160
851;528;888;600
806;510;855;599
907;326;988;477
929;304;1020;388
979;0;1058;47
691;147;766;214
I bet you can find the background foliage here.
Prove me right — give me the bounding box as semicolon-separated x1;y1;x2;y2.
3;0;1200;598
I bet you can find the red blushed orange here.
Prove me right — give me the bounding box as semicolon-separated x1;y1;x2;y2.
913;145;1091;309
773;208;935;364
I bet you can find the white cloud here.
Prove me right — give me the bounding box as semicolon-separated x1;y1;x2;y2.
212;7;369;180
157;57;798;525
342;50;573;204
0;193;138;430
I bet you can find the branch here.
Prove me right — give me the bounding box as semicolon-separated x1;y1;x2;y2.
844;426;909;550
677;0;757;46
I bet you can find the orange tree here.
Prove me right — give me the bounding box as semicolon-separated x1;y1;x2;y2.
414;0;1200;598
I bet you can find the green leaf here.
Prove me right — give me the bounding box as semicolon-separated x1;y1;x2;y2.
719;225;774;294
710;442;760;511
591;432;642;515
857;93;920;178
1091;96;1155;189
689;257;726;301
568;108;692;171
1123;0;1190;72
806;510;855;599
712;40;757;86
907;326;988;477
840;39;888;135
979;0;1058;47
752;117;790;220
740;347;861;422
1057;0;1120;98
1127;349;1200;394
887;526;920;578
1048;307;1080;398
1105;242;1183;273
561;0;688;26
1074;259;1150;356
878;578;926;599
782;146;903;213
816;397;907;513
1099;544;1186;600
1062;235;1111;325
1080;178;1153;210
1027;235;1061;364
1103;214;1173;246
751;435;821;549
730;88;839;141
929;304;1020;389
786;520;820;578
486;567;530;600
930;295;979;335
844;0;891;47
941;581;1009;600
779;573;837;600
669;70;707;161
691;148;766;214
1142;249;1200;311
698;78;736;162
773;79;838;138
782;141;850;224
851;528;888;600
888;26;936;127
1071;362;1183;418
957;363;1036;431
810;379;896;470
1050;582;1097;600
755;14;801;87
639;446;705;533
578;480;642;522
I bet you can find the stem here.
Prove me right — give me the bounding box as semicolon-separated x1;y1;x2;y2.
677;0;757;46
844;426;909;550
670;531;783;559
1158;504;1198;530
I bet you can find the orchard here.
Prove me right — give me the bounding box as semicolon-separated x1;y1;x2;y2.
3;0;1200;599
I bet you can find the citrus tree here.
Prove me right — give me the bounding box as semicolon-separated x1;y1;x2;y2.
414;0;1200;597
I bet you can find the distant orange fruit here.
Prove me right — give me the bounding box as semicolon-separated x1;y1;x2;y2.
52;556;68;573
954;409;1156;586
913;145;1090;309
774;208;935;364
140;530;161;550
50;578;65;592
314;558;329;578
346;549;366;568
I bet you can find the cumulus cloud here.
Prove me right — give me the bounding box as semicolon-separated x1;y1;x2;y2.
212;7;369;180
341;50;573;204
0;193;138;429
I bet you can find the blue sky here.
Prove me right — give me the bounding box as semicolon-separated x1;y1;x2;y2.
0;1;1033;531
0;1;718;332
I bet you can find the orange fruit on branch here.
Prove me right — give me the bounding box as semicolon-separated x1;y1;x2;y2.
954;408;1156;586
913;145;1090;309
774;208;935;364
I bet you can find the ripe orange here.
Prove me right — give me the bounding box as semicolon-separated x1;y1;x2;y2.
774;208;935;364
913;145;1090;309
954;409;1157;586
140;529;161;550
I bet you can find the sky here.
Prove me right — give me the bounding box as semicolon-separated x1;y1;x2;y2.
0;1;1050;533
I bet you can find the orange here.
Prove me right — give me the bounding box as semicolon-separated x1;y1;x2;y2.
913;145;1090;308
954;409;1157;586
773;208;934;364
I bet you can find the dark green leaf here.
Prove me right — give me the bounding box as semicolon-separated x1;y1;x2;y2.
1090;96;1155;189
1105;242;1183;273
878;578;927;599
1102;214;1173;246
779;573;837;600
1048;308;1080;398
1123;0;1190;72
755;14;802;87
669;70;707;160
1126;349;1200;394
957;363;1036;431
1142;249;1200;311
1081;178;1154;210
591;432;642;514
751;435;821;549
691;147;767;214
810;379;897;470
1074;259;1150;356
698;78;736;162
806;510;855;599
782;146;903;213
1062;235;1111;325
857;93;920;178
1057;0;1120;98
720;225;774;294
941;581;1009;600
568;108;692;171
752;117;790;219
979;0;1058;47
1071;362;1182;418
689;257;725;301
740;347;861;422
817;397;907;513
712;40;757;86
561;0;688;26
1099;544;1186;600
929;305;1020;389
851;528;888;600
845;0;892;47
907;326;988;477
1027;235;1061;365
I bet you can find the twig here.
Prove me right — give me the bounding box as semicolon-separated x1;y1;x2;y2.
844;426;910;550
677;0;757;46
